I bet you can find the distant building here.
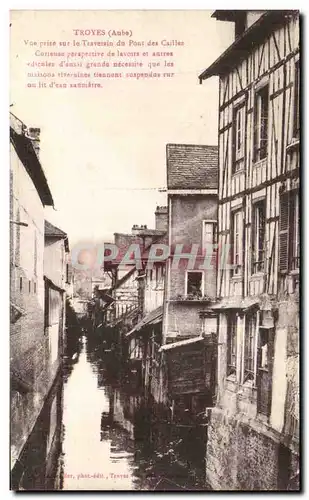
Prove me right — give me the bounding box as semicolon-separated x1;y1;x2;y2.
199;10;300;491
158;144;219;413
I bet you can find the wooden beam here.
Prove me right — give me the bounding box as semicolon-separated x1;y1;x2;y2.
219;168;299;204
272;32;281;63
258;41;266;78
219;48;299;111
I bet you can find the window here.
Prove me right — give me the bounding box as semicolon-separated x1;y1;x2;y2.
244;313;257;383
19;277;22;292
254;84;269;162
29;280;31;293
202;220;217;252
227;315;237;376
257;327;274;417
162;264;166;280
232;103;246;173
34;282;37;294
293;61;300;138
232;210;243;275
186;271;203;297
279;191;300;273
155;265;161;287
252;200;266;273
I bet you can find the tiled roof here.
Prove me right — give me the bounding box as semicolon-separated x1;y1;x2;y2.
166;144;218;190
45;220;67;238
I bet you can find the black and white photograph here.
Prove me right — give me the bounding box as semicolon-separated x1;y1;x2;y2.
9;8;300;491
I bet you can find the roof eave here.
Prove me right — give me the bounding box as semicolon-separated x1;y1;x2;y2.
199;10;296;82
211;10;241;22
10;127;54;206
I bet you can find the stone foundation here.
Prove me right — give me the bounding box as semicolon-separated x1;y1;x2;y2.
206;407;299;491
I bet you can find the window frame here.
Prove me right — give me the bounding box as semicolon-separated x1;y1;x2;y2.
252;199;266;274
227;314;237;377
253;84;269;163
232;102;246;173
243;312;258;385
185;270;204;297
279;189;300;274
293;60;300;139
231;209;243;276
202;219;217;253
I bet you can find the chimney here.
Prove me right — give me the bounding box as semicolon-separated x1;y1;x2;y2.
131;224;147;235
27;127;41;158
155;206;168;231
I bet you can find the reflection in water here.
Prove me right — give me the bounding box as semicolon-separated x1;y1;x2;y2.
57;335;207;491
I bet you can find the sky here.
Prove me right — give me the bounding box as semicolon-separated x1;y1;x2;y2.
10;10;234;246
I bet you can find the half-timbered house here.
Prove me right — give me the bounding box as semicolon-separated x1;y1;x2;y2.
199;10;300;491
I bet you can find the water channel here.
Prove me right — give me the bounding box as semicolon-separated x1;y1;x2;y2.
55;334;208;491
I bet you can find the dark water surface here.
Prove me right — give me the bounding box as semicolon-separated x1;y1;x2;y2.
56;335;207;491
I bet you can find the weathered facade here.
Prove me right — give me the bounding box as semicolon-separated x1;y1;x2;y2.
163;144;218;344
44;220;70;376
199;10;300;490
118;221;168;391
157;144;218;410
10;112;64;489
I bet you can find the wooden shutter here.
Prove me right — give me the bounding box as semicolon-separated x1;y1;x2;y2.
279;192;290;272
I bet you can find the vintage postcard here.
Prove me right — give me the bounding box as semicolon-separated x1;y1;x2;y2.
10;9;300;491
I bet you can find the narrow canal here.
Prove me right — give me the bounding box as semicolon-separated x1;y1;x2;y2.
55;334;208;491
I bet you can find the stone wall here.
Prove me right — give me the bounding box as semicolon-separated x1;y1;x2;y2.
206;407;299;491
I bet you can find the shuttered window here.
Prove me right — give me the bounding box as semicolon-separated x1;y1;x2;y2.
279;191;300;273
279;193;290;273
290;192;300;271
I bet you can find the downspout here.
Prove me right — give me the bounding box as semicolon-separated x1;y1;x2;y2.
163;196;172;343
